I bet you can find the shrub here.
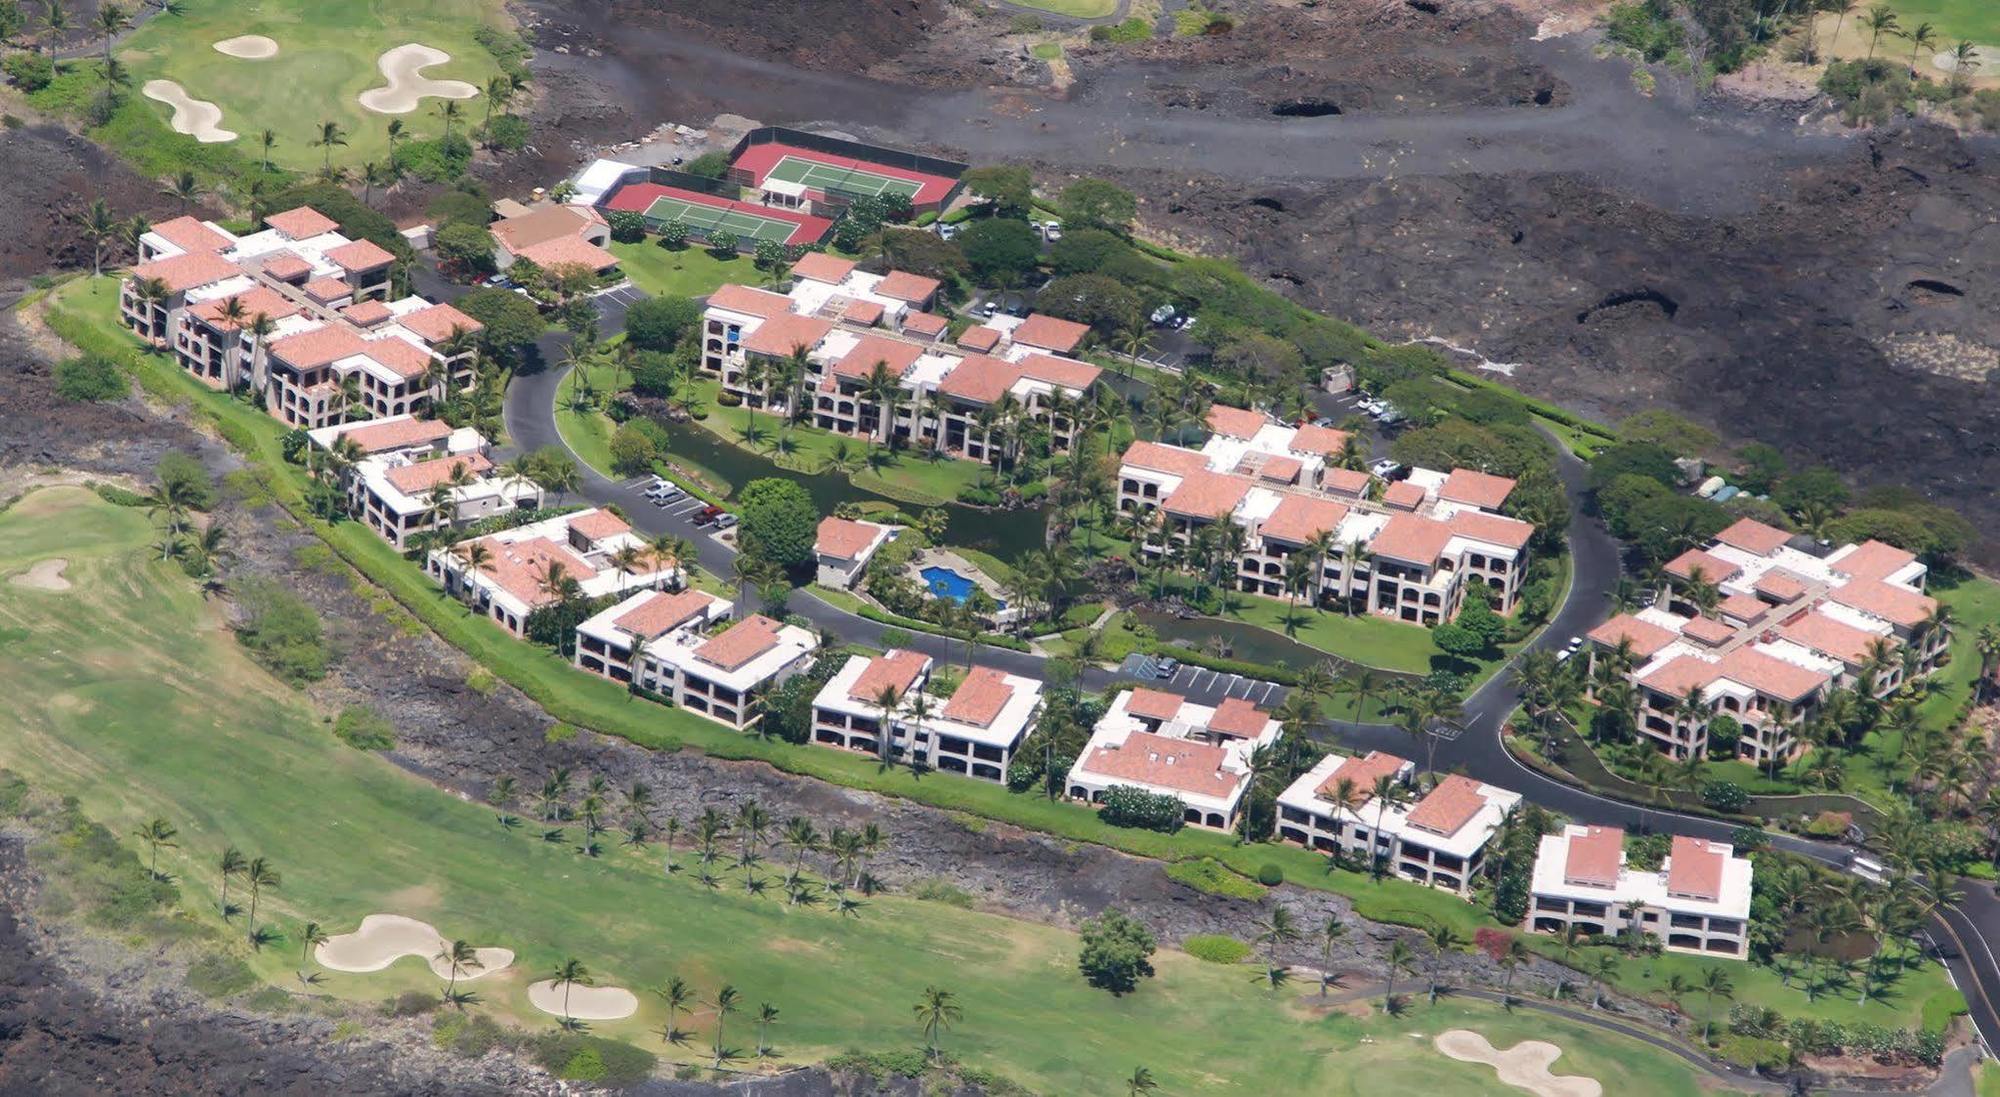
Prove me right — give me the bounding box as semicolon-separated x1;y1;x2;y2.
1165;857;1265;899
1182;934;1252;964
482;112;530;152
1077;908;1157;994
156;450;217;509
185;952;257;998
3;51;55;92
911;878;974;907
1255;862;1284;886
333;706;396;751
608;421;661;476
54;352;126;401
433;221;497;280
232;578;331;683
1715;1034;1790;1071
684;150;728;178
394;132;474;182
606;209;646;244
1701;780;1748;813
1098;785;1185;833
716;389;743;407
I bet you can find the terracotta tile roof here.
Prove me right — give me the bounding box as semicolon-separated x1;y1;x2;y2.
1368;513;1453;565
1833;540;1918;583
490;205;596;252
901;311;948;338
850;650;930;703
942;666;1014;727
1289;424;1352;457
1011;313;1089;353
1439;468;1517;510
358;336;436;380
1322;467;1372;496
1666;836;1724;901
342;300;394;326
1207;697;1272;739
303;277;352;302
1014;353;1101;392
937;354;1023;404
266;206;340;239
839;298;886;327
694;614;784;671
707;284;793;319
326;238;396;272
1405;774;1488;837
260;252;313;281
956;325;1003;352
1250;454;1302;484
269;325;367;369
790;252;857;283
515;234;619;272
1563;826;1625;888
1082;731;1240;799
740;313;834;358
472;534;595;608
815;516;884;561
129;251;243;294
1125;688;1186;721
1717;647;1828;701
831;333;924;381
186;286;299;329
1587;613;1680;660
1260;494;1348;545
615;589;717;640
1665;548;1739;584
1717;593;1769;622
150;215;232;254
335;416;452;454
1445;510;1534;551
1639;654;1720;698
1754;569;1809;602
1205;405;1267;438
1714;518;1791;557
874;270;940;304
1317;750;1408;803
1162;470;1252;520
1829;579;1935;629
382;452;493;495
1382;481;1427;510
397;302;484;344
1680;615;1738;647
1122;441;1209;477
1779;612;1883;667
568;509;631;542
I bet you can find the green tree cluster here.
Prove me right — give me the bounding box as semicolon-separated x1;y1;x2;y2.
736;478;818;571
1077;908;1158;995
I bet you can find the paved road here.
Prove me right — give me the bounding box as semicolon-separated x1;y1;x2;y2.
500;319;2000;1060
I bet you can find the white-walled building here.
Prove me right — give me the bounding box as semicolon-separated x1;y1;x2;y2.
809;655;1044;781
1274;752;1521;896
426;509;680;636
1064;689;1282;831
1527;825;1752;959
814;516;896;589
307;416;542;550
575;588;817;730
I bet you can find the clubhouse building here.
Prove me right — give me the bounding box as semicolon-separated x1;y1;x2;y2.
1065;688;1282;831
1273;751;1521;897
1584;519;1950;762
1528;825;1753;959
426;509;680;637
306;416;543;551
809;653;1045;782
573;588;817;731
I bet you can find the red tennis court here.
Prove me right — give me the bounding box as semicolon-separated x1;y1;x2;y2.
730;143;957;208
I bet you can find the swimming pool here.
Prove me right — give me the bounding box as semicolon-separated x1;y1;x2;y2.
920;566;1006;609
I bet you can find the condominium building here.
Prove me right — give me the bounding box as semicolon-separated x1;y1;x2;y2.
1586;518;1949;762
813;516;897;589
1064;689;1282;830
574;588;817;730
809;654;1044;781
697;265;1102;466
306;416;543;550
1527;825;1752;959
120;207;482;429
1118;413;1535;624
426;509;681;636
1273;753;1521;896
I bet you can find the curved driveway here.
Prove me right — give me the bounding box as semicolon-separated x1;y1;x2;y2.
504;365;2000;1053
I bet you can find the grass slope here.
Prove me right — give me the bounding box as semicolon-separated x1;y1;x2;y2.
0;485;1741;1094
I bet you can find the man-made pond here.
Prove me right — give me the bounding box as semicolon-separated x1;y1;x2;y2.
652;417;1048;561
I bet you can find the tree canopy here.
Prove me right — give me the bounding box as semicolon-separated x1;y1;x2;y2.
960;164;1034;219
958;218;1042;284
737;478;818;570
1059;178;1138;233
456;288;545;365
624;295;701;353
1077;908;1157;995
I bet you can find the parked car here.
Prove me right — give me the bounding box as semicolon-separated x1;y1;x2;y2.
1150;304;1177;326
1042;221;1063;242
937;222;959;241
1368;458;1401;479
693;505;724;526
978;299;1001;318
1154;657;1179;680
712;513;739;531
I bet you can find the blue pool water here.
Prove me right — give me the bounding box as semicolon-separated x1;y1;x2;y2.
920;566;1006;609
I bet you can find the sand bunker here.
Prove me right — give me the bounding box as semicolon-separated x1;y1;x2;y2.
314;914;514;981
1434;1030;1602;1097
358;44;479;115
143;80;237;143
10;559;71;592
527;980;640;1021
213;34;278;59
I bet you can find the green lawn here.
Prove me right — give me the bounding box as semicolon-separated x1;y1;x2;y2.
36;273;1963;1035
1816;2;2000;68
1218;595;1494;678
551;361;621;478
114;0;511;173
0;485;1746;1094
607;240;750;299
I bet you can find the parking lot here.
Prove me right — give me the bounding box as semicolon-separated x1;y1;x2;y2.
1118;653;1285;705
624;475;733;529
594;282;645;308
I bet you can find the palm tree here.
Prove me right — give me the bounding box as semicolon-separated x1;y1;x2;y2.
43;0;70;40
1699;966;1734;1045
913;985;962;1060
1587;953;1618;1009
385;118;404;167
1384;939;1415;1009
482;74;512;131
1862;3;1899;61
94;1;127;63
310;119;347;176
1367;773;1405;876
1424;921;1461;1003
253;128;277;173
1127;1065;1160;1095
217;845;247;916
299;921;329;967
551;957;592;1029
1905;20;1937;73
438;99;463;141
782;816;820;877
1498;936;1532;1007
711;983;741;1067
133;817;177;879
75;198;120;278
754;1002;780;1058
1316;914;1346;997
655;974;694;1044
158;169;201;213
437;939;483;1005
244;856;280;939
1256;904;1298;975
1825;0;1858;52
1947;39;1982;95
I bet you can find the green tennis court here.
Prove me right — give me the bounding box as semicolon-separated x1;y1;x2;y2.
765;155;923;200
641;195;798;242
